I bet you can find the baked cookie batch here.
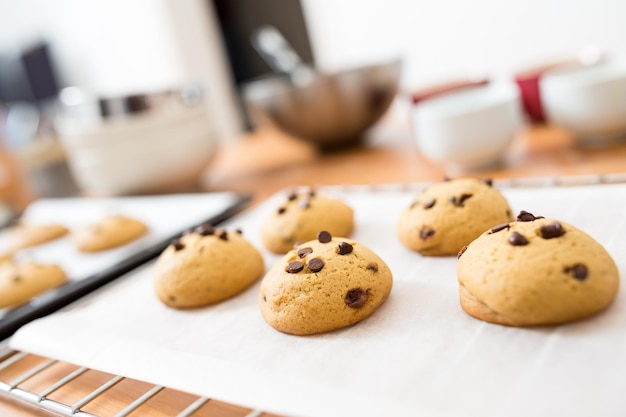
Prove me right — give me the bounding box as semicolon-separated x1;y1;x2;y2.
9;179;615;334
152;180;620;335
0;215;148;310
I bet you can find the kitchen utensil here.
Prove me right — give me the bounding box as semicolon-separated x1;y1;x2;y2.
411;82;522;172
244;26;401;149
540;61;626;147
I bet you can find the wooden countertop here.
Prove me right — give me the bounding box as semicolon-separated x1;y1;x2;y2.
2;120;626;417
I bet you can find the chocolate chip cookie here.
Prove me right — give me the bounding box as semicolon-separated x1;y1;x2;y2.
0;262;67;309
457;211;619;326
74;215;148;252
397;178;513;256
154;225;264;308
261;189;354;254
259;230;392;335
5;223;69;250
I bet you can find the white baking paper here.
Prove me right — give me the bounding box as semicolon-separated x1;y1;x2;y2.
10;183;626;417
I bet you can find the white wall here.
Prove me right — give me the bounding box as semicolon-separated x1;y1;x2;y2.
302;0;626;88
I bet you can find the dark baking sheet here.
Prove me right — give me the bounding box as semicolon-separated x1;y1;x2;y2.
0;193;251;340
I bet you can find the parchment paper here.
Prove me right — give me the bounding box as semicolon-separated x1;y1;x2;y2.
10;183;626;417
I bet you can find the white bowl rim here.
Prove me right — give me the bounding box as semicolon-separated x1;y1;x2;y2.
541;61;626;89
414;83;519;119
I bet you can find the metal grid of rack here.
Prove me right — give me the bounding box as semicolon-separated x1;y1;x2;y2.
0;341;269;417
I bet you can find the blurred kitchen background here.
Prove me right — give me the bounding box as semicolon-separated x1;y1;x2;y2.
1;0;626;218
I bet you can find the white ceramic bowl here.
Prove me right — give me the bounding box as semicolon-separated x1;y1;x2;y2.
412;83;522;171
540;62;626;146
56;103;217;195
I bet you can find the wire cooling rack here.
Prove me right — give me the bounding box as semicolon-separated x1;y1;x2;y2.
0;341;272;417
2;173;626;417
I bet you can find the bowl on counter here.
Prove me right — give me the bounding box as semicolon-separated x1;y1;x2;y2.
242;59;401;149
411;82;522;172
540;61;626;147
55;87;217;195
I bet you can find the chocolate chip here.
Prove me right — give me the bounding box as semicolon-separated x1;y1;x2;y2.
308;257;325;272
565;264;588;281
366;262;379;272
285;261;304;273
337;241;353;255
297;247;313;258
490;223;510;234
457;245;468;259
424;198;436;209
168;295;176;302
420;226;435;240
218;231;228;241
517;211;544;222
277;207;286;215
318;230;332;243
481;178;493;187
263;295;267;302
299;199;310;209
235;229;243;235
508;231;529;246
308;188;316;197
450;193;473;207
196;224;214;236
345;288;368;308
443;176;452;182
287;191;298;201
540;222;565;239
172;239;185;251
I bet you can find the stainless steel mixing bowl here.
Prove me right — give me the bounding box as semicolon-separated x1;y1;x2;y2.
243;59;401;148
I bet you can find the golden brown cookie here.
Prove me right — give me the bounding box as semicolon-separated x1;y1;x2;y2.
5;223;69;250
74;215;148;252
0;262;67;309
261;189;354;254
154;225;264;308
457;211;619;326
397;178;513;256
259;230;393;335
